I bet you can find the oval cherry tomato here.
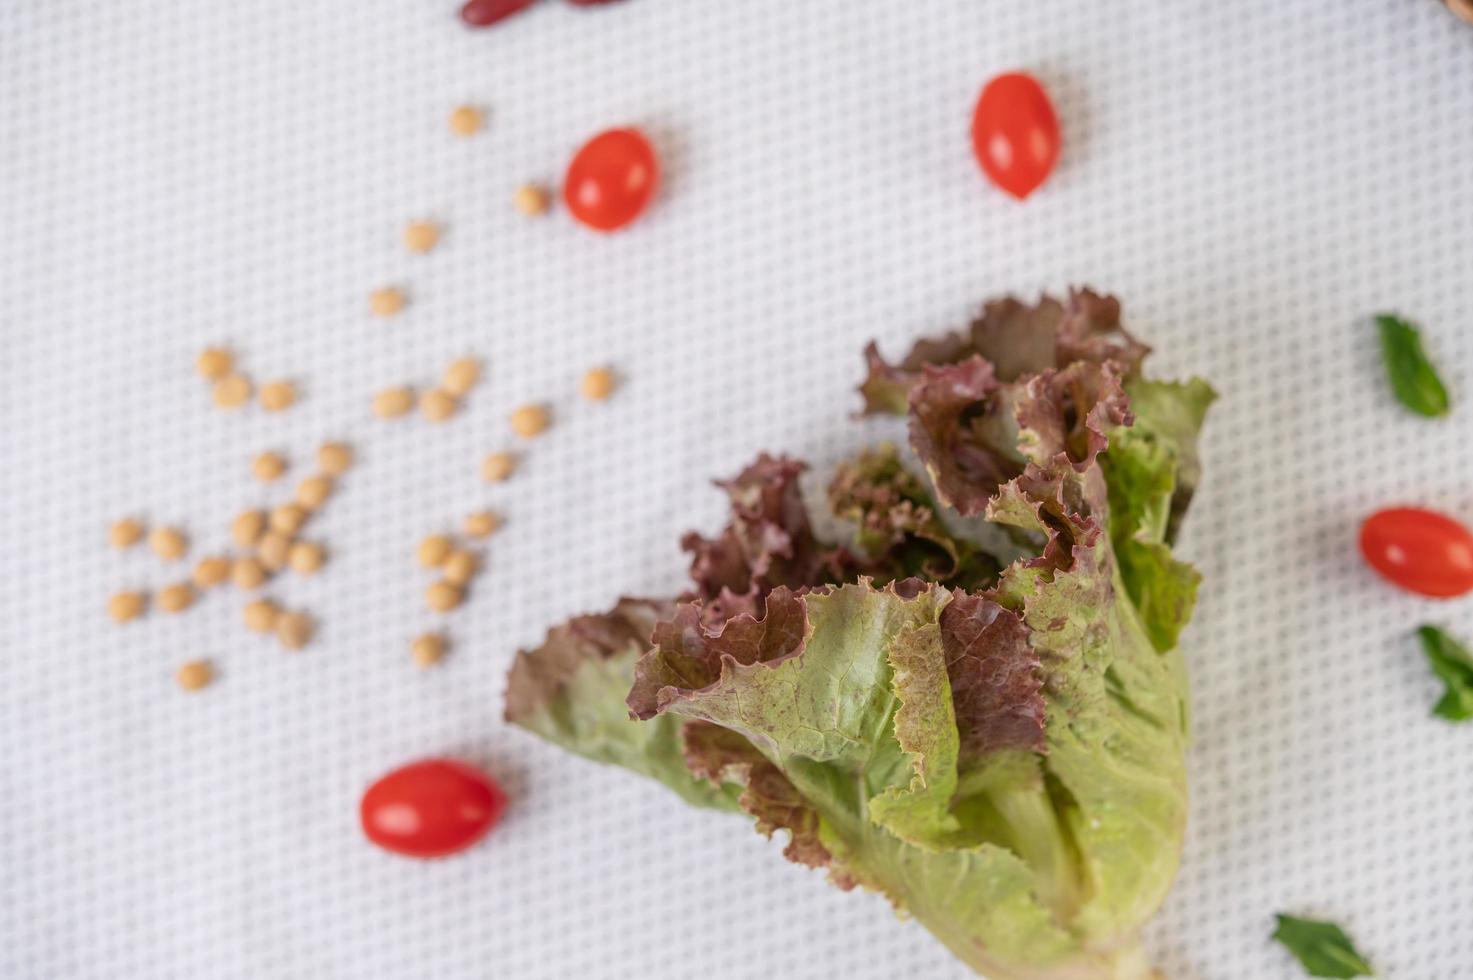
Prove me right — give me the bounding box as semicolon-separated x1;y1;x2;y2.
1360;506;1473;598
360;758;506;858
971;72;1061;200
460;0;537;27
563;128;659;232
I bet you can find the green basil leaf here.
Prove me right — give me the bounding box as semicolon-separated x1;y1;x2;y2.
1377;314;1450;417
1418;625;1473;722
1272;914;1375;978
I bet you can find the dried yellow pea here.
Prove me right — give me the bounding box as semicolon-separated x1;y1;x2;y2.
149;526;188;562
373;386;415;419
510;404;549;439
253;451;287;482
426;579;464;613
448;104;484;136
369;287;406;318
317;442;354;476
403;221;439;254
259;380;297;412
421;388;458;423
276;611;314;650
513;183;551;216
176;660;214;692
296;475;333;511
213;374;253;410
232;510;267;548
257;531;291;571
243;598;281;634
442;357;481;398
442;550;479;586
108;590;148;623
157;582;197;614
196;348;233;381
480;451;516;483
269;503;306;537
418;534;452;569
411;633;447;668
192;556;232;589
232;556;269;590
110;518;145;549
463;511;501;538
580;367;617;401
287;541;325;575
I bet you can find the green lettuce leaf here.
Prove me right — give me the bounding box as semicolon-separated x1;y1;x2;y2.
1123;377;1216;543
681;719;833;869
1416;625;1473;722
1377;313;1450;418
628;568;1179;977
504;598;742;811
506;288;1212;980
629;582;1082;975
1105;378;1215;652
988;477;1189;949
1272;914;1375;978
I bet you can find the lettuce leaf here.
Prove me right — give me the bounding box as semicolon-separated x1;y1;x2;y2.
1123;377;1216;543
1272;914;1375;978
1105;378;1216;652
827;443;1000;588
678;452;859;625
907;356;1024;516
861;288;1151;416
1417;625;1473;722
506;290;1213;980
632;582;1086;974
504;598;743;811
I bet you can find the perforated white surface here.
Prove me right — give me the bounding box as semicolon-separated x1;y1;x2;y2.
3;2;1472;978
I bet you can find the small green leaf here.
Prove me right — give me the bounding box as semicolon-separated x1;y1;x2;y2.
1417;625;1473;722
1272;914;1375;978
1377;314;1450;417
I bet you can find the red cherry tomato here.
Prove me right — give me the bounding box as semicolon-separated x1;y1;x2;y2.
1360;507;1473;598
563;128;659;232
971;72;1061;200
360;758;507;858
460;0;537;28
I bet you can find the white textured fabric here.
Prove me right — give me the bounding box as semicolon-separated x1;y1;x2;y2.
3;2;1472;978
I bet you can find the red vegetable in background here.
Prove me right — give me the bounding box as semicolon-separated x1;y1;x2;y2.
461;0;628;25
971;72;1061;200
563;128;660;232
360;758;506;858
1360;507;1473;598
460;0;537;27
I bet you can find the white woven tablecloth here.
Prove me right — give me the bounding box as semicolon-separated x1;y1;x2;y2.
3;2;1472;977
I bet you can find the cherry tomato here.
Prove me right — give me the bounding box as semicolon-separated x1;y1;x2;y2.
360;758;507;858
1360;506;1473;598
460;0;537;28
563;128;659;232
971;72;1061;200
